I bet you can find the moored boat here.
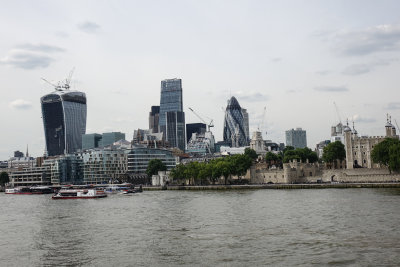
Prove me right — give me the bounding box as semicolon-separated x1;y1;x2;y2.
5;186;53;195
52;188;107;199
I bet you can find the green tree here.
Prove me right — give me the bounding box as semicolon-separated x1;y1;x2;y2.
322;141;346;168
389;143;400;173
371;138;400;173
371;138;400;169
0;172;9;186
146;159;167;178
244;148;258;160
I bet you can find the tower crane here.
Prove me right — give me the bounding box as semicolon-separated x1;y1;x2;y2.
395;119;400;133
258;106;267;133
41;67;75;91
188;107;214;132
333;102;342;124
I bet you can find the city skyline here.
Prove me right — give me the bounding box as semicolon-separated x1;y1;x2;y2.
1;0;400;158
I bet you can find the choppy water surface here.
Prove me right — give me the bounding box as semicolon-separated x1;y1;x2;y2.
1;189;400;266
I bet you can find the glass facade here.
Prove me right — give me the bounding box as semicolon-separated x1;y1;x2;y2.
223;96;248;147
149;106;160;133
41;90;87;156
127;147;176;174
159;78;185;151
100;132;126;147
166;111;186;151
82;133;102;150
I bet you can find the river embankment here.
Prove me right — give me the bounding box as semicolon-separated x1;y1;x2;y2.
143;182;400;191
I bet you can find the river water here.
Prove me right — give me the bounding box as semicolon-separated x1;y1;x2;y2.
1;189;399;266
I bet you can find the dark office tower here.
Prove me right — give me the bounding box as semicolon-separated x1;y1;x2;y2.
186;123;206;142
159;78;185;150
41;90;87;156
223;96;248;147
149;106;160;133
166;111;186;151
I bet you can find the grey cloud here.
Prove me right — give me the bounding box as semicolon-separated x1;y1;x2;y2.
9;99;33;110
16;43;65;53
334;24;400;56
387;102;400;110
0;43;65;69
0;52;54;69
78;21;100;33
314;86;349;92
271;57;282;62
316;70;332;76
286;89;297;93
342;64;370;75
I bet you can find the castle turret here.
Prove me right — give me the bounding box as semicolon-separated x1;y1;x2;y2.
344;122;353;169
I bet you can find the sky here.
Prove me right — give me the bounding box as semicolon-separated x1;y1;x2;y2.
1;0;400;159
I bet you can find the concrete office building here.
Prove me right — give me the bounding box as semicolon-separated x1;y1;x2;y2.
285;128;307;149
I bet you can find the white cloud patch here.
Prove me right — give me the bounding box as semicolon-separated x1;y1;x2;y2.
234;91;269;102
9;99;33;110
332;24;400;56
351;114;377;123
314;86;349;92
0;43;64;69
78;21;100;33
316;70;333;76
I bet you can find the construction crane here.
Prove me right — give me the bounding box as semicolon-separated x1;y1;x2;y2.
333;102;342;124
41;67;75;91
188;107;214;132
395;119;400;133
258;106;267;133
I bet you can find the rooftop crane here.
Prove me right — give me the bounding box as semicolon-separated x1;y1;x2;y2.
188;107;214;132
41;67;75;91
258;106;267;133
333;102;342;124
395;119;400;133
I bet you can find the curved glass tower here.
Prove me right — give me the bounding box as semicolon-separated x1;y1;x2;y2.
41;90;87;156
223;96;248;147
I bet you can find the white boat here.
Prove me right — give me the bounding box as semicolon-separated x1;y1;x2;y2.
52;188;107;199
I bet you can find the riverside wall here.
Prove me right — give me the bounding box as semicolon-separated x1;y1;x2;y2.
250;162;400;184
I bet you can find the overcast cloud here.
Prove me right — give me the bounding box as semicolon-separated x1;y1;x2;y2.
0;0;399;159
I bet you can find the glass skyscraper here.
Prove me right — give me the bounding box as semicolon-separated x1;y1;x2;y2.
41;90;87;156
223;96;248;147
159;78;185;151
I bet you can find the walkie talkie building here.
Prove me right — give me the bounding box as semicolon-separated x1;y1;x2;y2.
41;90;87;156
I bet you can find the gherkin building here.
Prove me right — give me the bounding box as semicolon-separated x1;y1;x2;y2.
223;96;248;147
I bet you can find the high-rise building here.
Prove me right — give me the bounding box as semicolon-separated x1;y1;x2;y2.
82;133;102;150
285;128;307;149
41;90;87;156
186;123;206;143
159;78;185;151
166;111;186;151
223;96;248;147
100;132;126;147
149;106;160;133
242;108;250;143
